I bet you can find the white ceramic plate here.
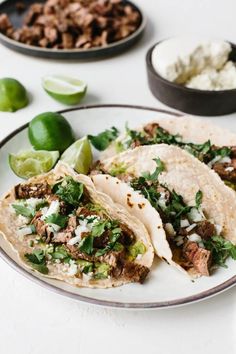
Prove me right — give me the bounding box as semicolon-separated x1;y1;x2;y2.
1;104;236;309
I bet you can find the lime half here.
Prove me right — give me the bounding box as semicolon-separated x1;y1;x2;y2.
9;150;59;179
0;78;28;112
61;137;92;174
42;75;87;105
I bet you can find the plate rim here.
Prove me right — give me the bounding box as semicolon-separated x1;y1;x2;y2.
0;0;146;59
1;103;236;309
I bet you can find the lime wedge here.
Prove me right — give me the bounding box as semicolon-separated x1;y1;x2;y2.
42;75;87;105
61;137;92;174
9;150;59;179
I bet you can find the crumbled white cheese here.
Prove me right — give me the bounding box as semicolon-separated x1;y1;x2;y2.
188;233;202;243
67;216;100;246
215;224;222;235
158;192;167;209
41;200;60;220
152;37;236;90
17;226;34;237
82;272;93;281
25;198;44;209
67;260;78;276
164;223;176;236
180;219;190;228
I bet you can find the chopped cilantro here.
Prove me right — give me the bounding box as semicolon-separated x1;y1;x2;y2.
88;127;119;151
79;235;94;255
195;190;203;209
53;176;84;207
25;249;48;274
76;259;93;274
142;158;165;181
51;245;71;261
204;235;236;267
12;204;35;218
45;213;68;228
93;263;111;279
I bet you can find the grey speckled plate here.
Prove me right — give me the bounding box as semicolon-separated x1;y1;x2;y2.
1;104;236;309
0;0;146;59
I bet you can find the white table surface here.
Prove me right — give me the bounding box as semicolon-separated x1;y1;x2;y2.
1;0;236;353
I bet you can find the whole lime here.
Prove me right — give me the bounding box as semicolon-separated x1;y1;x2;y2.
28;112;75;153
0;78;29;112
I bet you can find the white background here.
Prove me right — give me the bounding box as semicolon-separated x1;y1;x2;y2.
0;0;236;353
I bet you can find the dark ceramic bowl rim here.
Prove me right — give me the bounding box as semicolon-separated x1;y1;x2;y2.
0;0;146;55
1;103;236;309
146;41;236;95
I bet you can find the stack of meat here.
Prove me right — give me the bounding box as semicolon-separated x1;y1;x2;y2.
0;0;141;49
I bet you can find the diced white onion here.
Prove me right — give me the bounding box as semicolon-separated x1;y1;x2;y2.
180;219;190;228
186;223;197;232
26;198;44;209
175;235;184;246
208;155;231;168
82;272;93;281
188;208;204;222
188;233;202;243
215;224;222;235
164;223;176;236
136;254;142;261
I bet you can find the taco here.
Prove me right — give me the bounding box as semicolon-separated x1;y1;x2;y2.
0;162;154;288
92;144;236;278
100;115;236;191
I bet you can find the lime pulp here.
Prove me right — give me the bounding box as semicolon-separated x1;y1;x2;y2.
9;150;59;179
61;137;93;174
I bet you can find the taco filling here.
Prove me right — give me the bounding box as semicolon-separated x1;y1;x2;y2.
98;158;236;276
10;175;149;284
99;123;236;190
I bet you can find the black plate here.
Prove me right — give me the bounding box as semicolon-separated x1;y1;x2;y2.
146;42;236;116
0;0;146;60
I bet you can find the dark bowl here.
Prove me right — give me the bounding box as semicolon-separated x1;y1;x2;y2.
0;0;146;60
146;42;236;116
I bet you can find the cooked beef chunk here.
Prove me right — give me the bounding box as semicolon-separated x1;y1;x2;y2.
32;214;53;243
53;230;73;243
143;123;159;137
183;241;212;276
230;146;236;158
76;207;98;218
1;0;141;50
195;220;215;240
130;139;142;149
213;162;236;183
93;230;110;248
119;224;135;245
122;262;149;283
15;182;51;199
16;2;26;13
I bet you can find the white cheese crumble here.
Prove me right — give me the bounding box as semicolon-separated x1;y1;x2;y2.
152;37;236;90
17;226;34;237
225;166;234;172
67;260;78;276
67;216;101;246
208;155;231;168
41;200;60;220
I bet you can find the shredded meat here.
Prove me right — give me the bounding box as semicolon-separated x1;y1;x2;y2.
1;0;141;50
183;241;212;276
15;182;51;199
121;262;149;283
143;123;159;137
119;223;135;245
195;220;215;240
213;162;236;183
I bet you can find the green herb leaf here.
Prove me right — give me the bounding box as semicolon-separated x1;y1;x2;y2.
195;190;203;209
79;235;94;255
204;235;236;267
142;158;165;181
76;259;94;274
93;262;111;279
25;249;49;274
95;232;121;257
88;127;119;151
51;245;70;260
45;213;68;228
12;204;35;218
91;220;107;237
53;177;84;207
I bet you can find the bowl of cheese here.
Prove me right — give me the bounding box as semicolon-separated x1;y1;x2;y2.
146;37;236;116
